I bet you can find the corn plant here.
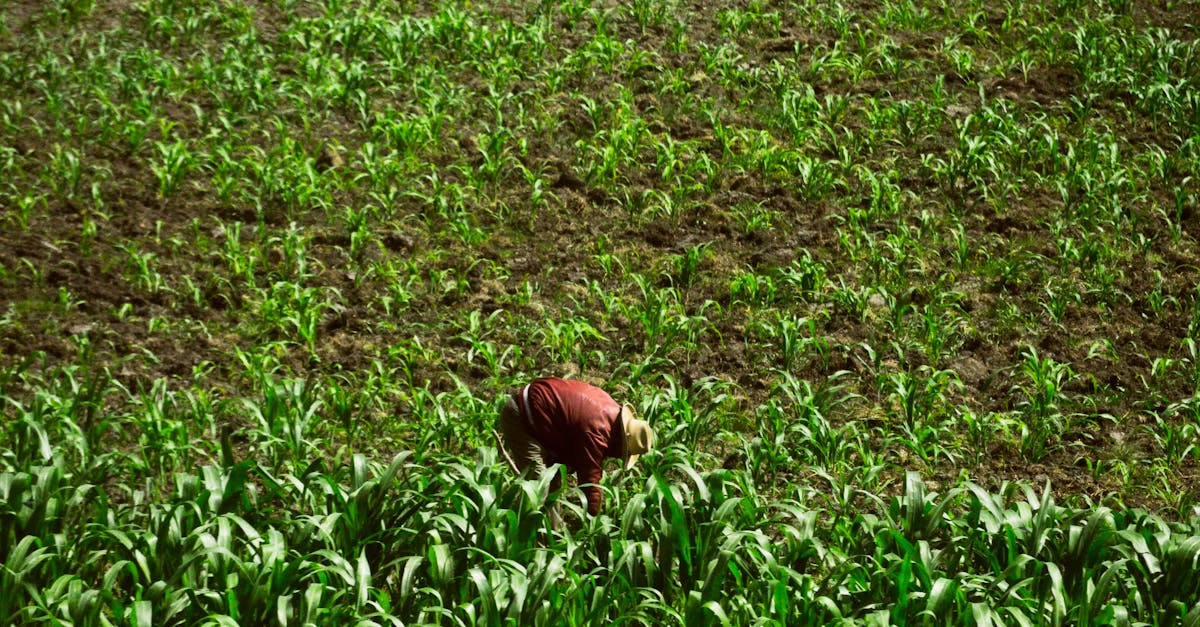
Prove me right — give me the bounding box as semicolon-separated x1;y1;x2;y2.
536;315;606;372
5;0;1200;622
728;269;777;308
753;313;828;373
149;137;194;197
667;242;709;292
1013;347;1075;461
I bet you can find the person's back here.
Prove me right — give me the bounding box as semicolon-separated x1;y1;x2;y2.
496;377;653;516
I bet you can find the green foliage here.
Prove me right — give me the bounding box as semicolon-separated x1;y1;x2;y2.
7;404;1200;625
3;0;1200;622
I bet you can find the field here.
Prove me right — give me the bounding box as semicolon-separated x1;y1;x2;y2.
3;0;1200;623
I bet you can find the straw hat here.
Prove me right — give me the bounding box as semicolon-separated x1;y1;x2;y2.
620;404;654;470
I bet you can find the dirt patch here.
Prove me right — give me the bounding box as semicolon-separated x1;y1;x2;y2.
989;64;1081;108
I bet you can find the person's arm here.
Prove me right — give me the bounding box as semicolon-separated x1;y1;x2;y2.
575;430;608;515
578;465;604;516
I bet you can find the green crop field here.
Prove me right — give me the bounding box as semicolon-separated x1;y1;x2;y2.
2;0;1200;623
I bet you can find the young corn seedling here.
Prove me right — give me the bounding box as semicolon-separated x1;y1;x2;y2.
240;375;323;473
728;268;777;308
44;144;83;200
150;137;194;198
752;313;828;373
649;374;734;453
118;242;172;296
536;315;606;373
123;377;198;477
777;253;828;302
667;242;710;292
1013;347;1075;461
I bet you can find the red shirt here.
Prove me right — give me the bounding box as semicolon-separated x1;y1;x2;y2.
514;377;624;514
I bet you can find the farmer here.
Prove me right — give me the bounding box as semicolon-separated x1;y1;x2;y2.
497;377;654;517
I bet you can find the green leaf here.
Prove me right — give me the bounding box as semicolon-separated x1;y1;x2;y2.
468;567;497;623
357;549;371;609
701;599;731;627
134;600;152;627
1045;562;1067;623
927;577;958;617
654;472;692;586
971;602;995;627
428;544;454;588
1183;601;1200;627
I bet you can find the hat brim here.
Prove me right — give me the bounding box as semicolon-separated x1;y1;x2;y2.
620;404;650;471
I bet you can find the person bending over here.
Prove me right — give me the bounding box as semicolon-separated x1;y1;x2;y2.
497;377;653;516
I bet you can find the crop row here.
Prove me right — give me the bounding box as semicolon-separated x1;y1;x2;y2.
4;382;1200;624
